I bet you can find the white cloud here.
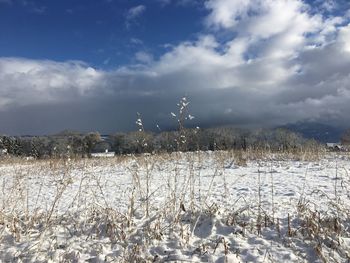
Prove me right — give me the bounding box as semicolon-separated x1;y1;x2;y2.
126;5;146;20
338;24;350;52
205;0;258;29
0;58;103;108
135;51;154;64
320;0;337;11
205;0;324;56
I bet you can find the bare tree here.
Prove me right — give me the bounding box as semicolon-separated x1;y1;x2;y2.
341;129;350;145
84;132;102;156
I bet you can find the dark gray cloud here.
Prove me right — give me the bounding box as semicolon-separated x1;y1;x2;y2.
1;0;350;135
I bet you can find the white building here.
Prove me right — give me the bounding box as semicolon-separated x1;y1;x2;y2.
91;149;115;158
326;143;344;151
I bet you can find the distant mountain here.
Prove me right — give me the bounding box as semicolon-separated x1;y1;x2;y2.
279;122;345;143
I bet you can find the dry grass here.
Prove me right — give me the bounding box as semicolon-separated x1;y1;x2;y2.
0;149;349;262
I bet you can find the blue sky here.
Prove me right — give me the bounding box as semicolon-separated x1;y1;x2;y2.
0;0;207;68
1;0;350;135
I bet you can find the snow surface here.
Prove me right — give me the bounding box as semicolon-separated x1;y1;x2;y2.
0;151;349;262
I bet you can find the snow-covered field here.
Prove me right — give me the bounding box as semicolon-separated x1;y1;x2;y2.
0;151;349;262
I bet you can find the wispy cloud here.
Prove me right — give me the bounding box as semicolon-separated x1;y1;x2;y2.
130;38;144;45
66;9;74;14
32;6;46;14
20;0;47;14
135;51;153;64
125;5;146;28
127;5;146;19
103;57;111;65
156;0;171;6
156;0;200;7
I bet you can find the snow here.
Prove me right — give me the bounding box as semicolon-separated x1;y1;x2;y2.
0;151;349;262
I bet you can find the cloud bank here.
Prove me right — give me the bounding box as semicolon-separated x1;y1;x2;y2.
1;0;350;134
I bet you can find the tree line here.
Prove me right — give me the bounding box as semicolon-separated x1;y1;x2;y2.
0;126;327;158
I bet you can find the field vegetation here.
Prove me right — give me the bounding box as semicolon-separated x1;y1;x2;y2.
0;147;349;262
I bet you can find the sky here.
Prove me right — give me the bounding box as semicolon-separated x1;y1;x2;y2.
1;0;350;135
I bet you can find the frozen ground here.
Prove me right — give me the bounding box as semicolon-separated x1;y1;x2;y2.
0;151;349;262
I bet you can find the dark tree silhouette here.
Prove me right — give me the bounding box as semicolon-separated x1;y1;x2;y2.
341;129;350;145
